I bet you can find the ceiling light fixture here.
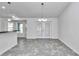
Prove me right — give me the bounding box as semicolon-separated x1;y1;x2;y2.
38;2;47;22
1;2;11;9
12;15;20;20
8;18;11;21
2;6;6;9
7;2;11;5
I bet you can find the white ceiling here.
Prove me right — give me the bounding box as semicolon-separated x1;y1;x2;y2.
0;2;70;18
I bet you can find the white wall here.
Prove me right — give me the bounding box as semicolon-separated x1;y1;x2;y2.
26;18;58;39
0;18;8;32
11;18;58;38
0;32;17;55
59;2;79;54
0;18;17;55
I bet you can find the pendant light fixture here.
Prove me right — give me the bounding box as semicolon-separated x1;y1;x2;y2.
38;2;47;22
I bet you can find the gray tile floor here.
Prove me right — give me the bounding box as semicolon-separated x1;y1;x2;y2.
1;38;79;56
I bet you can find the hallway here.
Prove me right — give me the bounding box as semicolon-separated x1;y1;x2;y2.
2;38;78;56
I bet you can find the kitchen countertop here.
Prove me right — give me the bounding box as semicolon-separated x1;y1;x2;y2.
0;30;17;33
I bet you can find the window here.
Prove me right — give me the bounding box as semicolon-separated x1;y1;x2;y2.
8;18;23;33
8;22;13;31
17;23;23;33
19;24;23;33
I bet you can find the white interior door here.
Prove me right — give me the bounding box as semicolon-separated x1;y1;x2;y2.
36;21;42;38
36;21;52;38
44;21;52;38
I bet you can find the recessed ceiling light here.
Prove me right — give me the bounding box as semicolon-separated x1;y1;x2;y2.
8;18;11;21
2;6;6;9
12;15;16;18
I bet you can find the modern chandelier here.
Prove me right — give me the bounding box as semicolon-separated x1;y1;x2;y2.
38;2;47;22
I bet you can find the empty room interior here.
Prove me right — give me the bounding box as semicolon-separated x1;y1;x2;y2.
0;2;79;56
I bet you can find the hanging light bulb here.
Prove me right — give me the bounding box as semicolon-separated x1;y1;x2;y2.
43;18;47;21
38;2;47;22
38;19;42;22
41;18;44;21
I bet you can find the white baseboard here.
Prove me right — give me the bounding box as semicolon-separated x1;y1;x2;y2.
26;37;58;39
